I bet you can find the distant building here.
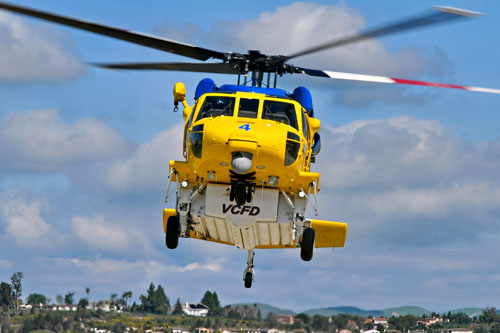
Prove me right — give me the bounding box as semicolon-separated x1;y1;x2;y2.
182;302;209;316
270;314;294;325
363;329;380;333
194;327;211;333
417;317;442;327
374;317;388;327
434;329;473;333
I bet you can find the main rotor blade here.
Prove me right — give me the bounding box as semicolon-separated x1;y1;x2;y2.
285;7;481;61
93;62;239;74
298;68;500;95
0;1;224;61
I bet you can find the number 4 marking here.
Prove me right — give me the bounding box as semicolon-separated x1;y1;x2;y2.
239;124;251;131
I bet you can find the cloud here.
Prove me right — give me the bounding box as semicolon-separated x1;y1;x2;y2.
169;2;453;106
0;12;83;81
0;191;53;247
72;215;130;252
103;123;184;192
0;109;132;173
313;116;500;247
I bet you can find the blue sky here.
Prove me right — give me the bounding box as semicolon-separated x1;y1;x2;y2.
1;0;500;312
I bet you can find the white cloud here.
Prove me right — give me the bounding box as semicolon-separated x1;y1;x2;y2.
313;116;500;247
178;261;223;273
0;191;52;247
0;12;83;81
196;2;453;106
0;109;132;173
72;215;129;252
104;123;184;192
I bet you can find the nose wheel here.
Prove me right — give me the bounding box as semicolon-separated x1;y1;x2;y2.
243;250;255;288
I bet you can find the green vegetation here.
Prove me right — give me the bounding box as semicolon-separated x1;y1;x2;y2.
1;270;500;333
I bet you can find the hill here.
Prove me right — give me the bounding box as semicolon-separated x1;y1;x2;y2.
229;302;296;317
382;306;432;317
449;308;483;317
304;306;384;317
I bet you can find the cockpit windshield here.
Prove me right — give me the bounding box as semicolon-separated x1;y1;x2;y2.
262;100;298;131
196;96;235;121
237;98;259;119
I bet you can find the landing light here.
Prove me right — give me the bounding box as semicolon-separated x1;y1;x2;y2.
181;180;189;188
268;176;279;187
298;190;306;198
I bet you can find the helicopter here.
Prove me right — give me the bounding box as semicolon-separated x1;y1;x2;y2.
1;2;499;288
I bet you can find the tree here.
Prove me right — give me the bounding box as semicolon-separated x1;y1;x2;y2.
122;291;132;309
77;298;89;309
0;282;13;310
139;282;170;314
64;292;75;305
173;298;184;315
85;287;90;301
296;313;310;324
56;295;63;305
26;294;47;306
10;272;23;310
200;291;221;316
110;293;118;309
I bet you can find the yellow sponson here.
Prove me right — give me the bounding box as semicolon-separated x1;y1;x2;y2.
310;219;347;248
163;208;176;233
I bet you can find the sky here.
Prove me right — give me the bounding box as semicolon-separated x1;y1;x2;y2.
1;0;500;313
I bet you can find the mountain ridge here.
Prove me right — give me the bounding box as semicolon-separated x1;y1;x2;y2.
227;303;491;318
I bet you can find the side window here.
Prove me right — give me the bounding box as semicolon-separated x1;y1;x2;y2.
301;109;309;139
187;101;198;129
262;100;299;131
238;98;259;119
196;96;235;121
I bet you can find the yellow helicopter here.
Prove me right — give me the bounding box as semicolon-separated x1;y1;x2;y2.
2;2;499;288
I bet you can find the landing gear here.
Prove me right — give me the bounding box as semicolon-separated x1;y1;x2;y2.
243;250;255;288
229;171;255;206
300;227;315;261
165;215;180;249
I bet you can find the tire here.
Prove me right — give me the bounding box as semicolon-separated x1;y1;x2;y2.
230;186;235;202
246;187;253;203
300;227;315;261
235;185;246;206
244;272;253;288
166;215;180;249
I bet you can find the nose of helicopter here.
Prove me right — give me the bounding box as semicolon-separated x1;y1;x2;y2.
231;152;253;174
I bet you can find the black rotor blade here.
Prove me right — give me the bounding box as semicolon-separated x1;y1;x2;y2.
0;1;224;61
93;62;239;74
285;6;481;61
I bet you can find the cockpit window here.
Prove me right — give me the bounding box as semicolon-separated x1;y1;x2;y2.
238;98;259;119
262;100;298;130
196;96;235;121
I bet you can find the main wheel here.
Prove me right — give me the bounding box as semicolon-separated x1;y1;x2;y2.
166;215;180;249
244;272;253;288
300;227;315;261
246;186;253;203
235;185;246;206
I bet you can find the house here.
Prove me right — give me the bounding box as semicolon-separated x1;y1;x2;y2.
374;317;388;327
346;320;359;331
270;314;294;325
194;328;211;333
363;330;380;333
434;329;473;333
262;329;286;333
171;327;191;333
339;330;352;333
416;317;442;327
182;302;209;316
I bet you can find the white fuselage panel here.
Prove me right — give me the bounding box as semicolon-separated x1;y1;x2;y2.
205;184;279;227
